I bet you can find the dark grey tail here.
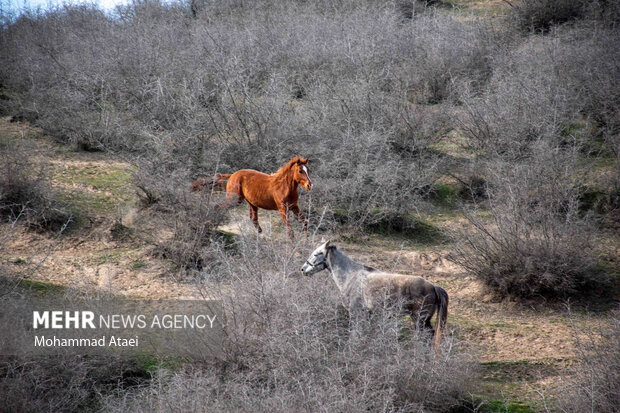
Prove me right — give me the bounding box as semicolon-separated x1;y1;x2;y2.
433;286;449;351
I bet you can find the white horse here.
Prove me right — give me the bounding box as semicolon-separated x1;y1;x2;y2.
301;241;448;346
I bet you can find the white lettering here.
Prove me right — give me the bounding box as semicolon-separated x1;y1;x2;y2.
51;311;63;328
82;311;95;328
65;311;79;328
33;311;49;329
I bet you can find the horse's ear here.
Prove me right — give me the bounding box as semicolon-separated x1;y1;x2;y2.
324;240;331;248
301;157;309;164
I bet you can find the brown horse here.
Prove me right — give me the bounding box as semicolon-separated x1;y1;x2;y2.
195;156;312;239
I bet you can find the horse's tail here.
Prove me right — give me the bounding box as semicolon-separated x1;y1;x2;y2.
432;285;449;354
191;174;231;193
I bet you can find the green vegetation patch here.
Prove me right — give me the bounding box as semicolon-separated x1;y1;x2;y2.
334;207;449;245
480;358;568;383
133;353;185;375
54;165;132;193
430;183;459;207
474;358;571;413
0;275;67;297
110;222;133;241
56;190;119;213
213;229;237;247
130;259;146;270
54;165;133;214
20;278;67;295
482;399;535;413
91;248;135;265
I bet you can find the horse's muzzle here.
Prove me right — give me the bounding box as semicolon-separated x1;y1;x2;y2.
301;262;312;275
305;182;313;191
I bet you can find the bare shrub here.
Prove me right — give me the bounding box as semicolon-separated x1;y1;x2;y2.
508;0;620;33
100;234;475;412
556;311;620;413
0;143;72;232
450;145;610;298
132;156;229;271
461;24;620;161
508;0;591;33
397;13;497;105
456;23;619;276
0;355;142;413
0;6;126;151
0;1;499;231
188;7;495;230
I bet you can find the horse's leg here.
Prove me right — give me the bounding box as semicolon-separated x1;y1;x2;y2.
424;316;435;338
277;204;294;240
290;204;308;237
336;303;350;332
417;303;435;342
249;204;262;233
415;311;427;330
218;191;241;212
221;177;243;208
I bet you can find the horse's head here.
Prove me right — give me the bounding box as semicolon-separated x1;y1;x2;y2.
301;240;331;276
292;157;312;191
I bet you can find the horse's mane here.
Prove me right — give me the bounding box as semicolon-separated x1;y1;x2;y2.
272;156;307;184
